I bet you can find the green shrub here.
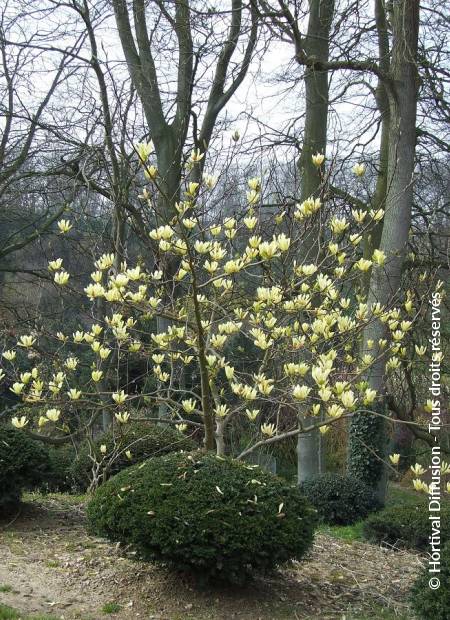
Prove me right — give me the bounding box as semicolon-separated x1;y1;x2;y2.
71;422;196;491
87;451;317;583
363;500;450;550
0;427;50;507
410;541;450;620
299;472;380;525
43;444;78;492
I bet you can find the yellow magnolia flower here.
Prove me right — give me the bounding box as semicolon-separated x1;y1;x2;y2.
46;408;61;422
261;423;276;437
363;388;377;405
38;416;49;427
259;240;279;260
176;423;188;433
319;425;330;434
372;249;386;266
48;258;63;271
95;253;115;270
247;177;261;191
410;463;426;476
276;233;291;252
203;173;217;189
424;399;434;413
441;461;450;475
246;408;259;421
3;349;16;361
100;444;107;454
352;163;366;176
312;153;325;166
244;215;258;229
389;453;400;465
10;382;24;395
64;357;78;370
125;450;133;460
12;416;28;429
327;404;344;418
91;370;103;382
68;388;82;400
18;335;35;348
115;411;130;423
412;478;428;493
54;271;70;285
224;365;235;380
112;390;127;405
182;399;196;413
182;217;196;230
57;219;72;234
186;182;199;196
330;217;348;235
189;148;204;163
215;404;229;418
293;385;311;400
340;390;357;409
354;258;372;272
246;190;260;205
351;209;366;224
135;140;154;163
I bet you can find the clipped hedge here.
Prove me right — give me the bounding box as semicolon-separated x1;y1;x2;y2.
0;426;50;507
299;472;380;525
87;451;317;583
410;541;450;620
363;500;450;551
72;422;196;491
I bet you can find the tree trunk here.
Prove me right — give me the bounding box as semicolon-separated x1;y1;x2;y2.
348;0;420;503
296;0;334;484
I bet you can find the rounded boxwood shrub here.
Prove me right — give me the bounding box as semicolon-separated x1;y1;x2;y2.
0;426;50;507
299;472;380;525
363;500;450;551
72;422;196;491
87;451;317;583
410;540;450;619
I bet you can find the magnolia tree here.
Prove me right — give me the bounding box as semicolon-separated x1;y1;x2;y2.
0;144;437;481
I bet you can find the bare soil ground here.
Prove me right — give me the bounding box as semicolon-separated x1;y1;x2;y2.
0;495;423;620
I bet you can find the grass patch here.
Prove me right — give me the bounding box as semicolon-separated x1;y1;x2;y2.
318;520;365;542
22;491;86;506
385;484;422;508
101;602;121;614
0;585;12;593
0;603;58;620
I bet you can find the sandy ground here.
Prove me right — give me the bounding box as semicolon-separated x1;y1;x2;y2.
0;495;423;620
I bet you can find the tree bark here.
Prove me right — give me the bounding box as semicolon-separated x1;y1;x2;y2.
348;0;420;503
296;0;334;483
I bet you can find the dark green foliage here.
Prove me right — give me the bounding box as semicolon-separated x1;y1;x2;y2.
348;401;387;492
0;427;50;507
87;451;317;583
43;444;78;492
410;541;450;620
363;500;450;551
299;472;380;525
71;422;195;491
